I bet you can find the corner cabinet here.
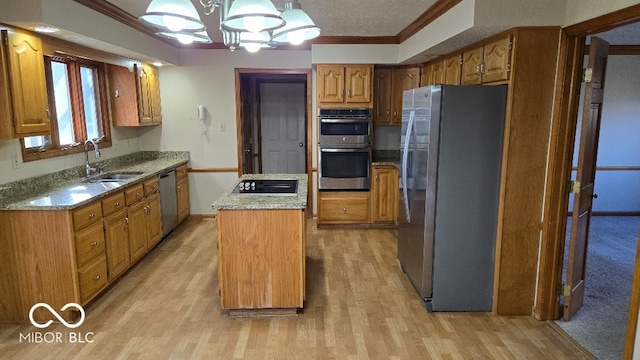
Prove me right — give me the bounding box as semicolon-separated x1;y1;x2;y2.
108;63;162;126
0;29;51;139
316;64;373;107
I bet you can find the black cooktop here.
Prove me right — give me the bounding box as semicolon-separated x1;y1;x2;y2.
232;179;298;195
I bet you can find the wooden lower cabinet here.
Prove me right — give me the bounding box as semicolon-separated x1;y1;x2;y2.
217;209;305;310
370;166;398;224
318;191;370;224
0;174;168;323
105;208;130;281
176;165;190;223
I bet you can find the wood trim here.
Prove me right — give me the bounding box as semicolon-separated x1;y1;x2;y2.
564;4;640;36
586;45;640;56
571;165;640;171
397;0;462;43
592;211;640;216
72;0;462;48
626;231;640;360
188;167;238;173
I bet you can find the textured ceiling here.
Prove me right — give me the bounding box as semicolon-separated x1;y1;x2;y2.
106;0;441;43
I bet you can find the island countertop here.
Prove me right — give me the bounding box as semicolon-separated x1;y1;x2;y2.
212;173;308;210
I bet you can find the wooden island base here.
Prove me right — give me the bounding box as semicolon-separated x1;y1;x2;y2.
228;308;299;318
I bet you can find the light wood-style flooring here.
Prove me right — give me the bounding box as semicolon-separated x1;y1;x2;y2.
0;218;594;359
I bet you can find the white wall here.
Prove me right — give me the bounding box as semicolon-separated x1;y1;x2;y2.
140;49;314;215
565;0;640;26
571;55;640;212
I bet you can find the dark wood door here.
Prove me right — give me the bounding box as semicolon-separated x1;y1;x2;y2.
564;36;609;321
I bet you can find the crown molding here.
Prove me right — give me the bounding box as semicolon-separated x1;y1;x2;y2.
73;0;461;49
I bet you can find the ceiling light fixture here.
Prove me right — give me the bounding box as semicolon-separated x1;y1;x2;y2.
271;0;320;45
140;0;320;52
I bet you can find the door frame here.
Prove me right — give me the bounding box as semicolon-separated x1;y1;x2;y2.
535;2;640;356
234;68;313;215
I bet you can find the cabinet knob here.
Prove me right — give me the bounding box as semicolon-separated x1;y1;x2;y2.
342;208;347;212
115;202;120;207
95;275;101;280
89;213;95;219
91;241;98;247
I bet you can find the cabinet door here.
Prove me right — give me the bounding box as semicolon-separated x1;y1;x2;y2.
392;67;421;125
482;35;512;83
104;209;130;281
3;30;50;135
345;65;372;104
420;64;433;87
176;176;190;222
108;64;139;126
316;65;344;103
373;68;392;125
444;54;462;85
147;65;162;124
431;60;445;85
135;64;153;124
461;47;483;85
127;201;148;262
146;194;162;248
371;167;398;223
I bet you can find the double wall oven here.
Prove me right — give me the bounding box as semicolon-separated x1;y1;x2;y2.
318;108;372;190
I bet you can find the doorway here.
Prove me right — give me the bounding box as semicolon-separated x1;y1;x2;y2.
234;69;313;213
535;6;640;358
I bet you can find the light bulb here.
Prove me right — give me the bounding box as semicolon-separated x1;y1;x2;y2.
244;43;261;53
244;16;265;33
177;33;194;44
163;15;187;31
287;31;306;46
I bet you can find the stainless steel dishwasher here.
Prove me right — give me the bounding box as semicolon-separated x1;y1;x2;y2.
159;169;179;238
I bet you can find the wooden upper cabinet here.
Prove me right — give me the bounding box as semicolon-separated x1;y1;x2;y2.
373;66;420;126
0;29;50;139
482;35;513;83
420;64;433;87
431;60;445;85
136;63;162;125
108;63;162;127
317;64;373;107
373;67;393;125
461;47;484;84
461;34;512;84
391;67;421;125
444;54;462;85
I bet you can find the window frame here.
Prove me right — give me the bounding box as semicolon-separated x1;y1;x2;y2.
20;54;112;162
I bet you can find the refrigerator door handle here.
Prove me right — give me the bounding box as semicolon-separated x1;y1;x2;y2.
401;110;415;222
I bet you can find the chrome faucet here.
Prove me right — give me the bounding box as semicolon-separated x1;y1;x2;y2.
84;138;101;177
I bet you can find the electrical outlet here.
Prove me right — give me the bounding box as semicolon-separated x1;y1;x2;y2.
11;155;19;169
219;121;226;132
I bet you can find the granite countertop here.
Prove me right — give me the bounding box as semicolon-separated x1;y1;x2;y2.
212;173;308;210
0;151;189;211
372;150;400;168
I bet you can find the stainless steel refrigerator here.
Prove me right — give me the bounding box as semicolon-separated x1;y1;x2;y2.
398;85;507;312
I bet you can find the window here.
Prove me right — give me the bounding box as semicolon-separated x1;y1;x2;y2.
21;55;111;161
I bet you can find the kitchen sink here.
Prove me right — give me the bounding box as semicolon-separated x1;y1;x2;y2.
231;179;298;195
86;171;144;183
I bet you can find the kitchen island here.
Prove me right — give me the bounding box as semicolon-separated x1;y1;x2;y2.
212;173;307;315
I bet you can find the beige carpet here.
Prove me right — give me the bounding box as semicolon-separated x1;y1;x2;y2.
557;216;640;360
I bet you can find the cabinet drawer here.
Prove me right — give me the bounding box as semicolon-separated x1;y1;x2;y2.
72;201;103;231
125;183;144;205
143;177;159;196
74;221;105;268
78;255;107;304
319;192;369;223
101;191;125;217
175;164;188;179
